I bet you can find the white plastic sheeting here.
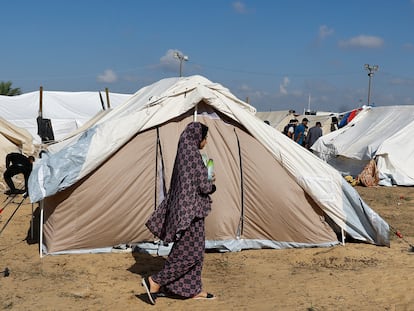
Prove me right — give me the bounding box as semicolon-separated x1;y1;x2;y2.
312;105;414;186
0;91;132;142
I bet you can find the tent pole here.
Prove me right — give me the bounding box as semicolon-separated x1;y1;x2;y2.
105;88;111;109
30;203;34;240
194;104;198;121
341;228;345;245
39;200;44;258
99;92;105;111
39;86;43;118
154;128;159;210
234;128;244;238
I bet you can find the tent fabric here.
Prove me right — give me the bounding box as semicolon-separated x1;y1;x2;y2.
312;105;414;186
0;117;35;156
255;111;291;127
28;75;389;254
0;91;132;142
0;117;36;185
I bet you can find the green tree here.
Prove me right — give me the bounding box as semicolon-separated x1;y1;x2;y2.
0;81;21;96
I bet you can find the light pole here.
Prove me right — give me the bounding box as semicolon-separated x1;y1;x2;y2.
174;51;189;77
364;64;379;106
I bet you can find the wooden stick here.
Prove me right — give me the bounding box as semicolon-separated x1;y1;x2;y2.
39;86;43;117
105;87;110;109
99;92;105;110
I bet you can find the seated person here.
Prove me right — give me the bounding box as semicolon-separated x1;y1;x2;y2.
3;153;35;195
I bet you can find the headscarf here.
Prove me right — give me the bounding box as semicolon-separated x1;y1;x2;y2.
146;122;214;242
201;123;208;140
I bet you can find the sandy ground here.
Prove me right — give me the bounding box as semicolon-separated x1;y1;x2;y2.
1;186;413;311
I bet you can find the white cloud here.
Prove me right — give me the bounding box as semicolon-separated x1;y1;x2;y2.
239;83;252;92
97;69;117;83
232;1;247;14
338;35;384;48
403;43;414;50
279;76;290;95
318;25;334;40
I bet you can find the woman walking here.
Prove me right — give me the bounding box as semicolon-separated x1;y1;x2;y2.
142;122;216;304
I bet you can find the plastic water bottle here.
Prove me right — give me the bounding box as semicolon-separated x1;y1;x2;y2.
207;159;214;181
201;154;208;166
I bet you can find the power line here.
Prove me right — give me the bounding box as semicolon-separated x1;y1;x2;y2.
191;61;362;78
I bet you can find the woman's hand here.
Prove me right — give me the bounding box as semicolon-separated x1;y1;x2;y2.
211;173;216;183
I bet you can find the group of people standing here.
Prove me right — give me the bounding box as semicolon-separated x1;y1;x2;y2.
283;117;323;151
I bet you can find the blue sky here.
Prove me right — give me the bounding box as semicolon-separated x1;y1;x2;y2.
2;0;414;113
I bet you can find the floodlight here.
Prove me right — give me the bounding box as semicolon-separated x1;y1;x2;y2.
173;51;189;77
363;64;379;106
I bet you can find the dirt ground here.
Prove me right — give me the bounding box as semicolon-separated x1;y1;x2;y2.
1;186;413;311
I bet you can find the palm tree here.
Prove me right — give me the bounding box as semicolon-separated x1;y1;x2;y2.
0;81;21;96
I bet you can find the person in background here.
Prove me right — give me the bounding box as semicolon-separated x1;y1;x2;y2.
294;118;308;146
283;119;298;139
142;122;216;305
3;152;35;196
330;116;339;132
305;121;323;151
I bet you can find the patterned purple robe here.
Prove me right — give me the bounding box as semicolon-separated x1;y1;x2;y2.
145;122;214;298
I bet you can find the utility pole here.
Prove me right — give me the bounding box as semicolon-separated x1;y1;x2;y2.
364;64;379;106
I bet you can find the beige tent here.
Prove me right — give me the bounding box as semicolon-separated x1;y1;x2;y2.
29;76;388;255
0;117;35;155
0;117;36;190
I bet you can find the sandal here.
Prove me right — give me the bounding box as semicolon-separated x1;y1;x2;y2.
193;292;216;300
141;277;157;305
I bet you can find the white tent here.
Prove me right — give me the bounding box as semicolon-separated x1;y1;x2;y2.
312;105;414;186
0;90;132;142
28;76;389;255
